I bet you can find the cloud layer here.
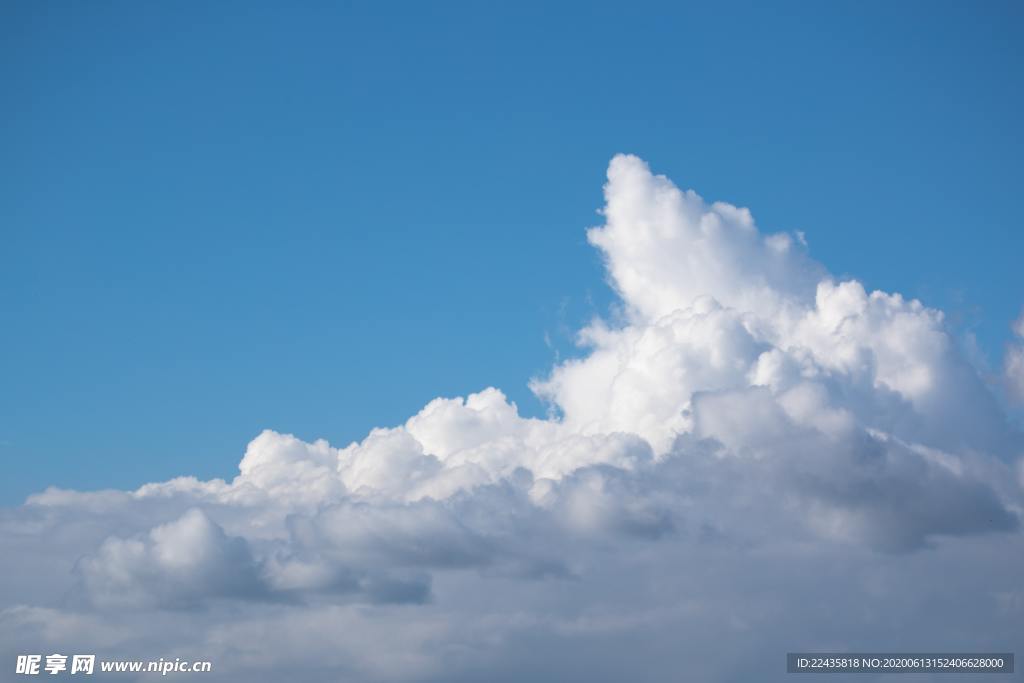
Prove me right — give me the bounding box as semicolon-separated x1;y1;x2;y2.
2;156;1022;681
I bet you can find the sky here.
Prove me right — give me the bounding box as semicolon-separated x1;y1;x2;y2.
1;4;1024;681
2;1;1023;502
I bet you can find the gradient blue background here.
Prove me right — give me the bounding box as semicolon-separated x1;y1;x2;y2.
2;1;1022;502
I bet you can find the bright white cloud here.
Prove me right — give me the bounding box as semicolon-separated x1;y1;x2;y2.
2;156;1022;681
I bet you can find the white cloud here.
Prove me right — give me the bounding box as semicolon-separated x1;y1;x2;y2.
76;509;265;609
2;156;1022;681
1006;309;1024;402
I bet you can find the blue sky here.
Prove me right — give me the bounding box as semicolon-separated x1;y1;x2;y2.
2;0;1022;503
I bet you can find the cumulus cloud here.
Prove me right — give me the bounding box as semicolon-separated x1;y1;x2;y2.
1006;310;1024;403
2;156;1022;681
76;509;265;609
